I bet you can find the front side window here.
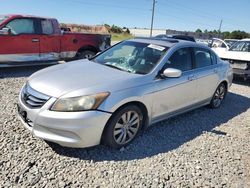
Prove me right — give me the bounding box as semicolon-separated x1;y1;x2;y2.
6;19;35;35
194;48;212;68
165;48;192;71
93;41;168;74
41;19;53;34
229;41;250;52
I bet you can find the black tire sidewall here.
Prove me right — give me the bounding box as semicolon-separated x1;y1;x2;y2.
77;50;96;59
210;83;227;109
102;105;143;149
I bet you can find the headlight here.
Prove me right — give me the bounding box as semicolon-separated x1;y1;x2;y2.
51;92;110;112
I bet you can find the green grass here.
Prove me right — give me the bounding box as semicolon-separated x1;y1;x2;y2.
111;33;133;41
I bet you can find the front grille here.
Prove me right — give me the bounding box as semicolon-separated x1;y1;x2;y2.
21;84;50;108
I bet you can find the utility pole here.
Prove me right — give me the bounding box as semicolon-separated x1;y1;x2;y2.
150;0;156;37
218;19;223;38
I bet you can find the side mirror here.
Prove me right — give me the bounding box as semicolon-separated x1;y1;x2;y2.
161;68;182;78
0;27;11;35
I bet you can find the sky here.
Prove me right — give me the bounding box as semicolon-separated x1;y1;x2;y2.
1;0;250;32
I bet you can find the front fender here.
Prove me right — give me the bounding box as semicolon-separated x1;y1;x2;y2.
98;88;153;121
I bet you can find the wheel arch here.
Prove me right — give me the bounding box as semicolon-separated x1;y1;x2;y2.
219;80;229;92
100;101;150;144
76;45;98;57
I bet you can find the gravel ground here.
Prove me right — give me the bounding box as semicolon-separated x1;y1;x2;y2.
0;66;250;188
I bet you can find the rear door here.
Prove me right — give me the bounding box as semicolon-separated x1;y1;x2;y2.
0;18;40;63
192;47;220;102
38;19;60;61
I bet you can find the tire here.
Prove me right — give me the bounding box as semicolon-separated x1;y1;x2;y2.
209;83;227;109
102;105;144;149
77;50;96;59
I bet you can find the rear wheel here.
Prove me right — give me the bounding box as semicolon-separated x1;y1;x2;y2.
102;105;144;149
77;50;96;59
209;83;227;108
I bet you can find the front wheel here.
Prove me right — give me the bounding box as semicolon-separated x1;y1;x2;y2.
209;83;227;108
77;50;96;59
102;105;144;149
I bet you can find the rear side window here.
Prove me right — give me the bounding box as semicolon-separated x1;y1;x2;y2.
194;48;212;68
6;19;35;35
41;20;53;34
165;48;192;71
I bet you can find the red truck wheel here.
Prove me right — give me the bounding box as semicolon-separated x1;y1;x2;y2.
77;50;96;59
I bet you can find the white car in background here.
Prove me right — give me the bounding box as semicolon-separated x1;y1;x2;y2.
211;38;250;80
210;38;238;54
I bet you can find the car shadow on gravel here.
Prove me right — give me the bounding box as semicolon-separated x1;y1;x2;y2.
48;91;250;161
0;65;54;79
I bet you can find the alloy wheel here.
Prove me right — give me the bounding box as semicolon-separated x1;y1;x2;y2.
212;84;226;108
113;111;140;145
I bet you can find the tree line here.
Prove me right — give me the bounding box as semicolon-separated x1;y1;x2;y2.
195;29;250;39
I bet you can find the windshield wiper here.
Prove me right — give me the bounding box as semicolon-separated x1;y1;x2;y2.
104;64;131;73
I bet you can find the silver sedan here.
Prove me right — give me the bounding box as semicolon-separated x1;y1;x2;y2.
17;38;233;149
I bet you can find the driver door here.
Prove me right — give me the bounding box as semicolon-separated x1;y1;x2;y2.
211;38;229;56
0;18;40;63
151;47;197;121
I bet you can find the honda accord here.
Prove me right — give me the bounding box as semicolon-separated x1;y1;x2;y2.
17;38;233;149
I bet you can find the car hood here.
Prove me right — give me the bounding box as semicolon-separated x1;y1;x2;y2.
28;60;146;98
215;50;250;61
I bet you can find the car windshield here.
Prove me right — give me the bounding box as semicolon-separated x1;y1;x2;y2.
0;15;9;25
229;41;250;52
93;41;168;75
225;40;238;47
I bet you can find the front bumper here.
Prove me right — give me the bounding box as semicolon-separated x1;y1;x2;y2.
17;94;112;148
232;68;250;76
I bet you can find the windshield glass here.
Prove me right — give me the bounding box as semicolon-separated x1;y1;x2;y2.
229;41;250;52
93;41;168;75
225;39;238;47
0;15;9;25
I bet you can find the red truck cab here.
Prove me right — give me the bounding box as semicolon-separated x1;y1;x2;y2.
0;15;110;66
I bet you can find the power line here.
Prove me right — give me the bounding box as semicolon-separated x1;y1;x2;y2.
156;10;219;29
61;0;149;12
159;0;247;29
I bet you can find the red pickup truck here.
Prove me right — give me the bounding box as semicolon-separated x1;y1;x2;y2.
0;15;111;66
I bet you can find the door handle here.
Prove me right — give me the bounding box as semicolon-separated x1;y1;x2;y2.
188;75;195;81
32;38;39;42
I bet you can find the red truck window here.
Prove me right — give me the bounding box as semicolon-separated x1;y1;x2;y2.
41;20;53;35
6;19;35;35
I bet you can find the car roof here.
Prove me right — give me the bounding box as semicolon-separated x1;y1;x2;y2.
128;37;179;48
128;37;209;49
4;14;54;20
155;34;196;42
224;39;238;41
241;38;250;41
